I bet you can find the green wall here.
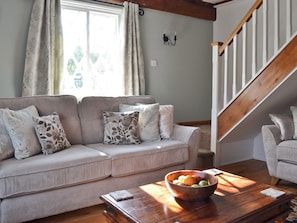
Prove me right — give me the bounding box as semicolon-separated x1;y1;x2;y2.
0;0;213;122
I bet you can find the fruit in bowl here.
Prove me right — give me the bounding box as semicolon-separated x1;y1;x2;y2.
165;170;218;201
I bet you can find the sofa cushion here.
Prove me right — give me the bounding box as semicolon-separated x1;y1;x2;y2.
3;105;41;159
0;109;14;161
159;105;174;139
33;113;71;155
102;111;141;145
0;95;83;145
277;140;297;163
269;113;294;141
119;103;160;142
136;104;174;140
87;140;189;177
290;106;297;139
78;96;155;144
0;145;111;198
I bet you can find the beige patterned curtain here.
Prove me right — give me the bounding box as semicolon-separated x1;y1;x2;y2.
22;0;63;96
122;2;145;95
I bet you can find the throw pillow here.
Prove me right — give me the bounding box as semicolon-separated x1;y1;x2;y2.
33;113;71;155
0;109;14;161
290;106;297;139
159;105;174;139
269;113;294;141
119;103;160;142
3;105;41;159
103;111;141;145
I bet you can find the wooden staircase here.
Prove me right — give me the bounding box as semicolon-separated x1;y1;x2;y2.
211;0;297;165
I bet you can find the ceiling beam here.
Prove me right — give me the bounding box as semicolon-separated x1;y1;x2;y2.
104;0;216;21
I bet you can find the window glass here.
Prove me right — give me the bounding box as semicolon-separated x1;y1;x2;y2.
61;0;123;98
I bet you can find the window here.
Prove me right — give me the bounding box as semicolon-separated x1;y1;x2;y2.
60;0;124;98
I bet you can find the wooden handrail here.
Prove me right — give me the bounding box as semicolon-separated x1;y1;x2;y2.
218;0;263;56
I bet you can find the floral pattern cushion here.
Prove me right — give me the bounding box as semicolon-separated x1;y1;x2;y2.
103;111;141;145
33;113;71;155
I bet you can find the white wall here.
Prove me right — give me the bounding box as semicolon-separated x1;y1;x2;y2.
140;9;213;122
0;1;213;123
0;0;34;97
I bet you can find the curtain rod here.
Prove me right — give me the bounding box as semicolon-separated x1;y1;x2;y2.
91;0;144;15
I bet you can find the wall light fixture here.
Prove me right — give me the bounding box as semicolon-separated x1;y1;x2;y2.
163;32;177;46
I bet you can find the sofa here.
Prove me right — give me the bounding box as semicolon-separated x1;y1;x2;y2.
0;95;199;223
262;110;297;186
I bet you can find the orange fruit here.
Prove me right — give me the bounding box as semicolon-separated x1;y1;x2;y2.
183;175;198;186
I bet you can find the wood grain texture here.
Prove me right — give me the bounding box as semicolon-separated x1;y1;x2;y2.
218;35;297;140
27;160;297;223
100;171;294;223
103;0;216;20
218;0;262;55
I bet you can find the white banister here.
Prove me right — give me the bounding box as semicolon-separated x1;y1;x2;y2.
233;35;237;97
274;0;279;54
242;23;247;88
211;42;221;167
211;0;295;165
252;10;257;76
223;47;228;107
286;0;291;41
262;0;267;64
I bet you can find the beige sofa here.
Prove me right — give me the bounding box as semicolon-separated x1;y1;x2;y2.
262;124;297;185
0;95;199;223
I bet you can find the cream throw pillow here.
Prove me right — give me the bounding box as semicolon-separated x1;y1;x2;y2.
3;105;41;159
119;103;160;142
159;105;174;139
290;106;297;139
0;109;14;161
269;113;294;141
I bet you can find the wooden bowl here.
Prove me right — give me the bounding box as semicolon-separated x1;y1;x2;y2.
165;170;218;201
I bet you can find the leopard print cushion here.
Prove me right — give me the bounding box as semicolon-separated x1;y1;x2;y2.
33;113;71;155
103;111;141;145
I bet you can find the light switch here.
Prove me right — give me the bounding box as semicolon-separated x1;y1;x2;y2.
150;59;157;67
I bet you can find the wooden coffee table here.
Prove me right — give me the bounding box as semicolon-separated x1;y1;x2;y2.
100;170;295;223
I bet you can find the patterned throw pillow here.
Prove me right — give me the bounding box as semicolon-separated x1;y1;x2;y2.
103;111;141;145
33;113;71;155
3;105;41;160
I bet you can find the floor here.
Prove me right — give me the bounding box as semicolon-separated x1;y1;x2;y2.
27;159;297;223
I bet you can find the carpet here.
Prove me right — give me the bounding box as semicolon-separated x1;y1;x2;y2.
286;197;297;223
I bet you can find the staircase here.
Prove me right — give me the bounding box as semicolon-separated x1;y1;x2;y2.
211;0;297;166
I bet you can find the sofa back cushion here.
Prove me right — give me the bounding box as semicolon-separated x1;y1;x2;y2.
0;95;82;145
78;96;155;144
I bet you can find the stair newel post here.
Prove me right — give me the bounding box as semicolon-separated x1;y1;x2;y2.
211;42;222;167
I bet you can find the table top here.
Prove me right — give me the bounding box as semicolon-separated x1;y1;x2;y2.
100;170;295;223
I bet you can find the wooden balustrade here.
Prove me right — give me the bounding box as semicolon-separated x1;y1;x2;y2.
211;0;296;164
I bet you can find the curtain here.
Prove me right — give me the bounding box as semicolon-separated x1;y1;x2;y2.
122;2;145;95
22;0;63;96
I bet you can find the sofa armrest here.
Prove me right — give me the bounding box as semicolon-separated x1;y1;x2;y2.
262;125;281;177
172;124;200;170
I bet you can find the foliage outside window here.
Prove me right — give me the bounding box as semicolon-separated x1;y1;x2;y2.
60;0;124;99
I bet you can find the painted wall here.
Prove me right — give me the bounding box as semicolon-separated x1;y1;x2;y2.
0;0;34;97
0;0;213;123
140;9;213;122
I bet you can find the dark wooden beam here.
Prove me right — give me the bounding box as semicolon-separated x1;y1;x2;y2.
104;0;216;21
